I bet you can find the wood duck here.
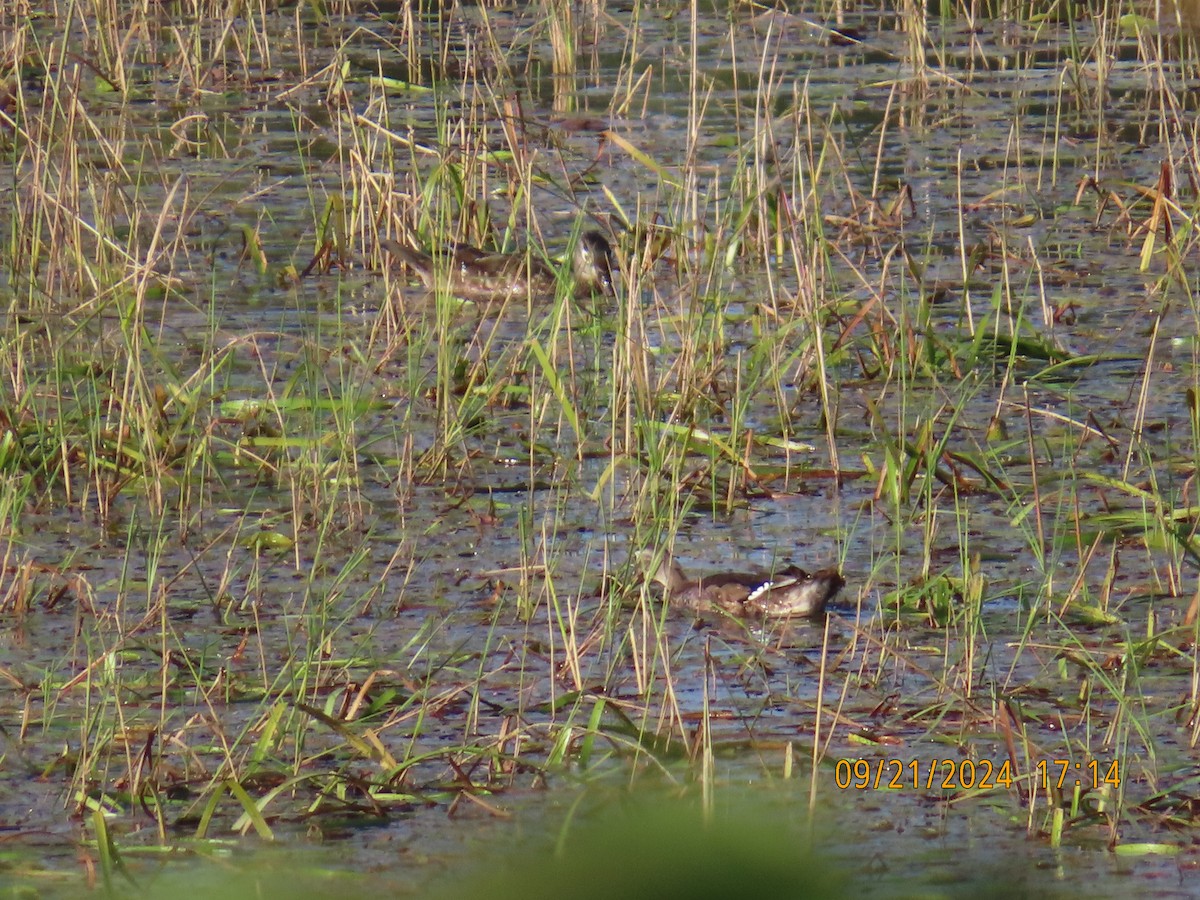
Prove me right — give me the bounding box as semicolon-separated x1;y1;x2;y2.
380;231;614;302
638;551;844;618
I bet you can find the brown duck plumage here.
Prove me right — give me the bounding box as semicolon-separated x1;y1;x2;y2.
639;552;844;618
380;231;614;302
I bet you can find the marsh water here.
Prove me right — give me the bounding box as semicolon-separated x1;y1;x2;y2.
4;0;1200;896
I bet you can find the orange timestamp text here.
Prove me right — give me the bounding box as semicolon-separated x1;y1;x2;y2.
834;758;1121;792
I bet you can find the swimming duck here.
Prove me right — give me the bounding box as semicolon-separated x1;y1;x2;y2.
380;230;614;302
638;551;844;618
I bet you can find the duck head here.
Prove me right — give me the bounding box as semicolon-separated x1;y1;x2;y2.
573;231;616;296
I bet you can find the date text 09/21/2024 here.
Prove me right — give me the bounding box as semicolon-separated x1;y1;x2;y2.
834;757;1121;792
